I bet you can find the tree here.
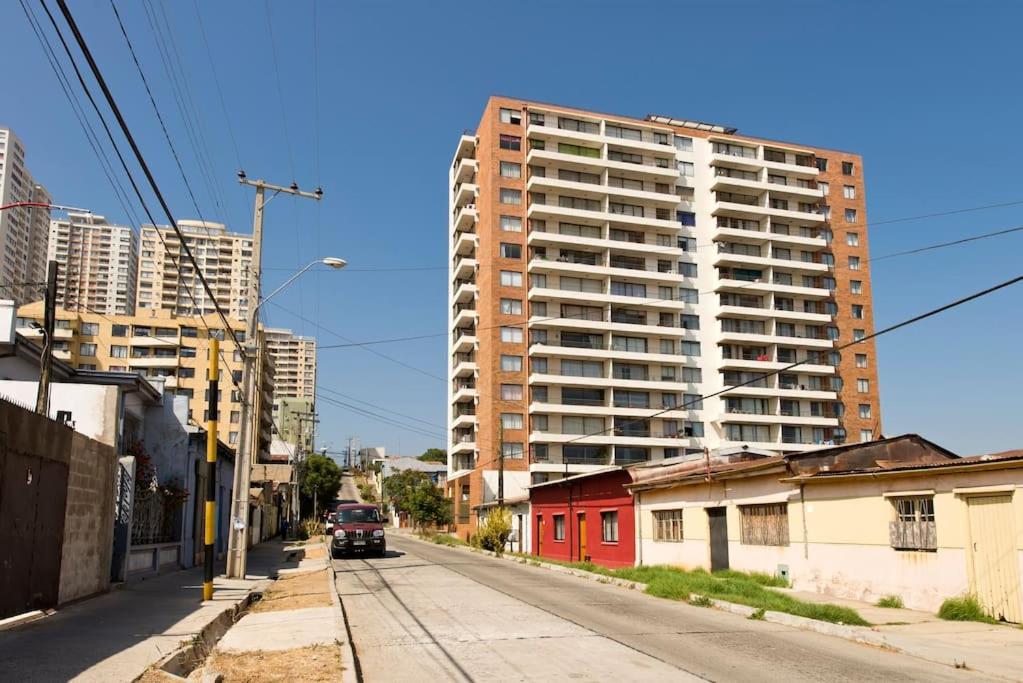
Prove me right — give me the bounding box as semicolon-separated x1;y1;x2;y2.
384;469;452;529
299;454;342;515
418;448;447;463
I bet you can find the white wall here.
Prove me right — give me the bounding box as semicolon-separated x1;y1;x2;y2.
0;380;118;446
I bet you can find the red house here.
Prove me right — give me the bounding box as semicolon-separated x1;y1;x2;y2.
530;468;635;569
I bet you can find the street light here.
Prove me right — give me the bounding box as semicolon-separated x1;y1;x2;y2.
255;257;347;312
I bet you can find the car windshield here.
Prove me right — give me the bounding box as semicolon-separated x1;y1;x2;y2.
337;508;381;524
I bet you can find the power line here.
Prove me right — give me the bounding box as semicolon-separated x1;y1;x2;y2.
189;0;241;170
558;272;1023;447
263;0;296;179
316;394;445;440
869;224;1023;263
316;384;441;431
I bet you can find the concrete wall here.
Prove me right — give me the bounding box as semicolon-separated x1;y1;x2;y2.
635;467;1023;615
0;380;118;446
59;430;117;603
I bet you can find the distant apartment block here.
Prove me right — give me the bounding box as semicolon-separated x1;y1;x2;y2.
447;97;882;530
137;220;252;321
0;128;52;304
264;327;316;402
48;211;139;315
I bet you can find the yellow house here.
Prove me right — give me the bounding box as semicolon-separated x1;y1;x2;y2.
629;435;1023;622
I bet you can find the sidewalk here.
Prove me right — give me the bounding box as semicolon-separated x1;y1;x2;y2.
781;588;1023;680
0;540;313;682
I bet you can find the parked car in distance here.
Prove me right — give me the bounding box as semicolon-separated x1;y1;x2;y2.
324;512;336;535
331;504;386;559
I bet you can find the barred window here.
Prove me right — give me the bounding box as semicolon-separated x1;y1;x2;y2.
739;503;789;546
890;497;936;551
653;509;683;542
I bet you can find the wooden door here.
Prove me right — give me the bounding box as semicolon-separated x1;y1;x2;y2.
966;495;1022;623
536;515;544;556
708;507;729;572
578;514;587;561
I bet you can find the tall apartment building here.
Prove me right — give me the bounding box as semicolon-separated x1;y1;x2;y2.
264;327;317;401
15;301;276;457
0;128;52;305
447;97;881;530
48;211;139;315
137;220;252;321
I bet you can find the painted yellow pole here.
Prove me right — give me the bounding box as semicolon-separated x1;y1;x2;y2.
203;338;219;601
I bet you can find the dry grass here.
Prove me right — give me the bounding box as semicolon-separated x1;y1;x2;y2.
192;645;342;682
302;545;326;560
251;570;332;613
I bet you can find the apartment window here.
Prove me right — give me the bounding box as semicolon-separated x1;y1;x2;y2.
181;326;198;338
679;262;698;277
500;161;521;178
111;324;128;337
681;314;700;330
499;108;521;125
844;231;860;247
79;343;97;357
500;188;522;205
858;404;872;419
850;280;862;294
852;304;864;319
500;354;523;371
78;364;97;371
501;384;523;400
841;161;854;175
500;413;524;430
500;327;522;343
844;208;857;223
855;353;868;368
109;345;127;358
559;143;600;158
613;390;649;408
179;367;195;378
677;211;696;227
818;182;829;194
677;161;694;177
848;256;861;270
680;341;700;357
608;149;642;164
500;270;522;287
679;288;698;304
499;134;521;151
739;503;789;546
554;515;565;541
601;511;619;543
853;329;866;341
500;243;522;259
559;116;598;134
857;378;870;393
680;366;702;383
653;510;684;542
674;136;693;152
500;215;522;232
843;185;856;199
228;410;240;424
228;431;239;445
500;298;522;315
80;322;99;336
501;442;524;459
209;330;226;341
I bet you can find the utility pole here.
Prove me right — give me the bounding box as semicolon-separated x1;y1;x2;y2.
497;421;505;507
226;174;322;579
202;339;219;601
347;436;354;470
35;260;58;415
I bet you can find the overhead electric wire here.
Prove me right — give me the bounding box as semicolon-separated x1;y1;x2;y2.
189;0;241;171
868;223;1023;263
316;394;445;440
315;384;442;431
262;0;296;179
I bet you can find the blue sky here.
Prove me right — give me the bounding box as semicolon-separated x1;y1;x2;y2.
3;0;1021;457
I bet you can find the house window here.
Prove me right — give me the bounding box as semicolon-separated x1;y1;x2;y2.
843;185;856;199
850;280;862;294
500;326;523;343
499;134;521;150
500;188;521;205
859;403;872;419
500;270;522;287
890;497;936;551
81;322;99;336
500;243;522;259
842;161;854;175
499;108;521;125
845;208;857;222
500;354;522;371
855;353;868;368
653;509;683;542
500;161;521;178
852;304;864;319
500;215;522;232
601;511;619;543
500;384;523;400
554;514;565;541
500;298;522;315
80;343;97;357
739;503;789;546
848;256;861;270
857;378;870;393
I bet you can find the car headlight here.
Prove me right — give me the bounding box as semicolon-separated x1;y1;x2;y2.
334;529;346;538
372;529;385;538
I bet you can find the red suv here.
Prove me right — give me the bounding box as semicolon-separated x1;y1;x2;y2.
331;503;386;558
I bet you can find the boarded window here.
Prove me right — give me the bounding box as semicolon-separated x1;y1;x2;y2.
889;497;936;551
739;503;789;546
653;509;683;542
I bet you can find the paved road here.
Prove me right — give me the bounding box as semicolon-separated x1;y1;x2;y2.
338;472;362;502
333;534;978;682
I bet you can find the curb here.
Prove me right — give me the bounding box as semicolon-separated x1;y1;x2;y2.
409;535;905;660
326;563;360;683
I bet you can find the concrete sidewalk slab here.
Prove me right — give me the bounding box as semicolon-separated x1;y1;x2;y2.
217;606;339;652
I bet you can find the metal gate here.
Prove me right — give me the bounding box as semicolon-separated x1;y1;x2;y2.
110;457;135;582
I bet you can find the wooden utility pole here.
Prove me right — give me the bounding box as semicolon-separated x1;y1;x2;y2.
227;175;322;579
497;421;505;507
35;260;58;415
202;339;219;601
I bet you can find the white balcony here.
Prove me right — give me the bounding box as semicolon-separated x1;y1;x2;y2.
526;175;679;207
130;335;178;347
720;385;837;401
54;349;72;361
453;257;477;280
527;229;682;258
527;286;687;311
717;330;835;349
529;401;697;420
452;412;476;429
452;385;477;404
454;231;478;256
453;205;477;233
762;158;819;178
528;314;696;339
717;305;832;325
526;148;606;175
529;372;699;393
454;135;475;162
453;281;477;304
719;412;839;428
714;279;832;300
719;357;836;375
452;333;476;353
452;307;477;329
527;257;683;286
713;251;831;273
528;342;692;365
451;359;477;378
455;157;478;184
128;356;178;369
450;439;476;456
453;182;477;209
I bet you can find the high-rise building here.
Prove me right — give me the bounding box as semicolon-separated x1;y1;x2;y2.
0;128;52;304
136;220;252;321
447;97;882;531
273;396;315;455
264;327;316;401
15;301;276;458
48;211;139;315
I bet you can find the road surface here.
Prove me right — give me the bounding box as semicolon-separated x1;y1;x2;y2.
333;533;977;682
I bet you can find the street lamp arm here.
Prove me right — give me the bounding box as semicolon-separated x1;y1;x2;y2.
255;257;346;312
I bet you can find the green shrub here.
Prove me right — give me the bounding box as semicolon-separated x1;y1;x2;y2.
938;595;998;624
748;608;766;620
688;595;713;607
474;507;512;553
876;595;904;609
298;517;322;540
